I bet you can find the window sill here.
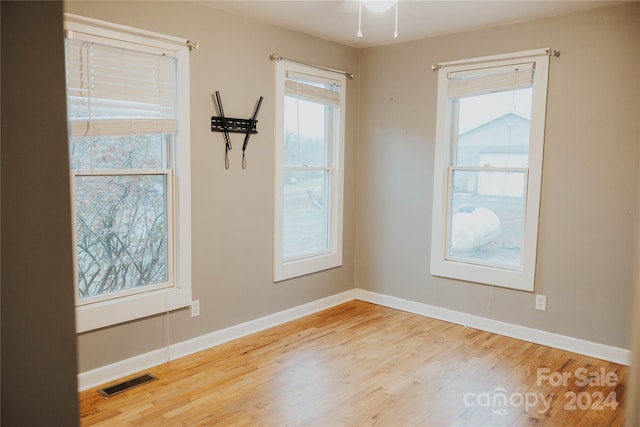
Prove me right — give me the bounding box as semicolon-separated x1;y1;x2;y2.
431;258;534;292
274;251;342;282
75;286;191;333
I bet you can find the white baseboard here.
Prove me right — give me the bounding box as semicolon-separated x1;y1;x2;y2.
77;289;355;391
168;289;356;362
354;288;631;366
78;287;631;391
77;348;168;392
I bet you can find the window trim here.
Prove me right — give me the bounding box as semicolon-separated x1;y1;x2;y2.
430;49;550;292
273;60;346;282
64;14;192;333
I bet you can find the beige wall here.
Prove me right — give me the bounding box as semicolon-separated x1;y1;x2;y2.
64;1;359;372
355;3;640;349
1;2;79;424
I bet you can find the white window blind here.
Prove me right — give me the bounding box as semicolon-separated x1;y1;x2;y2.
284;77;340;107
447;62;534;98
66;38;176;138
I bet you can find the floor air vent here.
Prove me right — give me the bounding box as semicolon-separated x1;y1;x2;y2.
99;373;158;397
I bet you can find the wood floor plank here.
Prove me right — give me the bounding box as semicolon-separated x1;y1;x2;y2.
79;301;628;426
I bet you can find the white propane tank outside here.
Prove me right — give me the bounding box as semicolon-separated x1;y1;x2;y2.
450;205;501;255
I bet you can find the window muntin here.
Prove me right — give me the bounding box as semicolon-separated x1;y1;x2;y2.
274;62;345;282
431;50;550;291
64;14;192;332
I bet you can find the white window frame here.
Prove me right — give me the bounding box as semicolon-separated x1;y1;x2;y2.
273;61;346;282
430;49;550;292
64;14;192;332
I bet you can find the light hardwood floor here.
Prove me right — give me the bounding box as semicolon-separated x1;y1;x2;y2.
79;301;627;426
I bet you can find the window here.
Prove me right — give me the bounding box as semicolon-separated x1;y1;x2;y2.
274;61;346;281
64;14;192;332
431;49;550;291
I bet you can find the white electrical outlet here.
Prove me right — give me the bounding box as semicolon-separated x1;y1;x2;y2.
191;300;200;317
535;294;547;311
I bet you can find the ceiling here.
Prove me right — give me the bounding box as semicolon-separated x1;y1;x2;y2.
206;0;628;48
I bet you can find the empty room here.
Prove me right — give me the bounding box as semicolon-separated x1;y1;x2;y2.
2;0;640;426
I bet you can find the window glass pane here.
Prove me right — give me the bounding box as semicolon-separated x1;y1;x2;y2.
283;170;330;259
69;134;168;170
454;88;532;167
75;175;168;299
284;96;331;167
448;170;525;268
